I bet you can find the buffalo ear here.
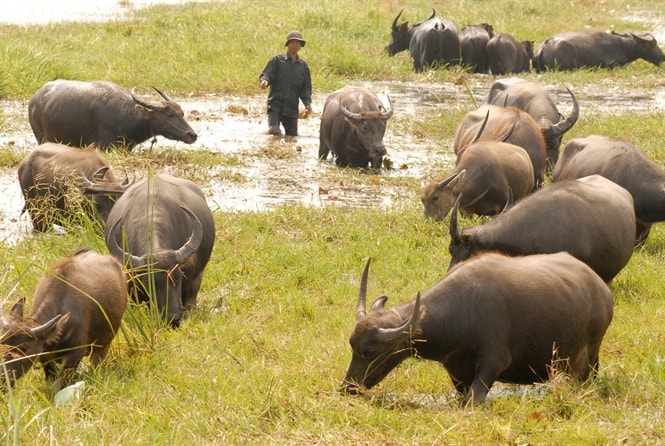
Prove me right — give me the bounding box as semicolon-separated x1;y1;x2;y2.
369;295;389;311
11;299;24;318
461;234;472;246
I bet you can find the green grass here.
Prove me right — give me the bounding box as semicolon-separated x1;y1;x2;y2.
2;0;665;444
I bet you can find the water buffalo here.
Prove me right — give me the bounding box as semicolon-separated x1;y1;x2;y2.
385;9;460;72
105;173;215;327
319;86;393;169
0;248;127;389
421;140;534;221
448;174;636;282
454;104;547;187
485;33;533;74
17;142;130;232
340;254;613;405
28;79;198;151
553;135;665;244
533;30;665;71
483;78;580;168
459;23;494;73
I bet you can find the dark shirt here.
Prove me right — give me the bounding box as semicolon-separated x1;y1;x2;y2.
259;53;312;118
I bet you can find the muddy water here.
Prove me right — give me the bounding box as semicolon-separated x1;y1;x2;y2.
2;79;665;244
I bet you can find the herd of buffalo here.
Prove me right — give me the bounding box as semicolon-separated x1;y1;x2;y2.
1;9;665;406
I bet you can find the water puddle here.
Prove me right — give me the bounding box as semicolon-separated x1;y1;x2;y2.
2;79;665;244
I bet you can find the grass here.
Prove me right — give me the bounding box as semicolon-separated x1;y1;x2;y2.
2;0;665;444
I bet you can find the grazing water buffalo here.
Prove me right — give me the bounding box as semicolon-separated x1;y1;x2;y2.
0;248;127;389
484;78;580;168
105;174;215;327
319;86;393;169
454;104;547;187
18;142;130;232
533;30;665;71
553;135;665;244
28;80;198;151
485;33;533;74
385;9;460;72
421;140;534;221
448;175;636;282
340;255;613;405
459;23;494;73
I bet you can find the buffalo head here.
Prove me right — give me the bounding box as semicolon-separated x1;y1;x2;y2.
340;258;421;394
341;97;394;169
385;9;435;56
131;87;198;145
0;301;69;387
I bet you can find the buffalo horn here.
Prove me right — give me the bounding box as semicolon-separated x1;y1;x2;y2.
501;187;514;213
380;94;394;120
131;88;159;110
30;314;66;340
152;86;173;102
173;206;204;264
450;193;463;243
391;9;404;29
106;218;143;267
436;170;461;191
376;291;422;344
470;110;490;145
356;258;371;322
550;87;579;136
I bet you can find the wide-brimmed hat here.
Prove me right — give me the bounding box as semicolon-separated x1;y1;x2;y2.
285;30;306;47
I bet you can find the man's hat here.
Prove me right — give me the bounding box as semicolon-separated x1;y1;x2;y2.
285;30;306;47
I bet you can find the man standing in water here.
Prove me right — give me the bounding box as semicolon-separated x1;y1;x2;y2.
259;30;312;136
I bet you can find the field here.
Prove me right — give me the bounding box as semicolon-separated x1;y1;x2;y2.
2;0;665;444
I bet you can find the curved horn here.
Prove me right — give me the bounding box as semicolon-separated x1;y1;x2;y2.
356;258;371;322
106;217;144;267
30;314;66;339
391;9;404;29
470;109;490;145
172;207;204;264
550;87;579;136
501;187;514;213
436;170;461;190
131;87;159;110
496;116;517;142
152;86;172;102
381;94;394;120
376;291;422;343
450;193;463;243
341;105;363;121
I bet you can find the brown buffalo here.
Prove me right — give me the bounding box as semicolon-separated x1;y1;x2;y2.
18;142;130;232
0;248;127;389
421;140;534;220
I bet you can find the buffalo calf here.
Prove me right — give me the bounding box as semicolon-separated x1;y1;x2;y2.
0;248;127;389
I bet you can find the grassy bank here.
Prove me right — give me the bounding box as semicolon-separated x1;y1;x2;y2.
0;0;663;97
2;0;665;444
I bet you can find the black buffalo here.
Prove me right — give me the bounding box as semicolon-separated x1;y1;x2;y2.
386;9;460;72
484;78;579;168
486;33;534;74
553;134;665;244
341;255;613;405
319;86;393;169
459;23;494;73
533;30;665;71
28;80;198;151
105;173;215;327
1;248;127;389
17;142;130;232
448;174;636;282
